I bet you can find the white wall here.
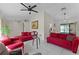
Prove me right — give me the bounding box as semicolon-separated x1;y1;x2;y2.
24;21;31;32
1;19;30;37
44;12;55;41
0;18;1;37
54;17;79;36
1;3;79;39
30;11;44;40
30;11;56;41
8;21;23;37
76;22;79;36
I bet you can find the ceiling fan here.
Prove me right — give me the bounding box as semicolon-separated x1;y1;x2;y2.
20;3;38;14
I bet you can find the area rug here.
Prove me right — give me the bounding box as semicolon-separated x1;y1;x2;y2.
33;52;42;55
24;52;42;55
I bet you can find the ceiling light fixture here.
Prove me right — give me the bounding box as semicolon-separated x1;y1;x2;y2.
61;7;67;21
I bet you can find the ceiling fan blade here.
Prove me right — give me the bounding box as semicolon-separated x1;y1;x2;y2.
20;9;27;11
20;3;28;9
31;10;38;13
31;5;37;9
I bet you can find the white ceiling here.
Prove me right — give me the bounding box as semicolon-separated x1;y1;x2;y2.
0;3;79;21
0;3;40;21
41;3;79;21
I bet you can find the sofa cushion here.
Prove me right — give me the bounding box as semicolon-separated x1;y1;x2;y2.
50;33;58;38
66;35;75;41
10;37;20;43
62;40;72;46
19;36;33;42
7;41;23;50
1;39;12;46
58;34;67;40
21;32;31;36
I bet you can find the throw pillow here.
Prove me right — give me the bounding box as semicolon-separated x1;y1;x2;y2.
66;35;75;41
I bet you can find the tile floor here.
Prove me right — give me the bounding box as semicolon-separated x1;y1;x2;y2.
23;40;79;55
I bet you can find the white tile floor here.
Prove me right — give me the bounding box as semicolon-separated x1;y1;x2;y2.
23;40;79;55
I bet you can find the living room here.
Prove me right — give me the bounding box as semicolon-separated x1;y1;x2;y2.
0;3;79;55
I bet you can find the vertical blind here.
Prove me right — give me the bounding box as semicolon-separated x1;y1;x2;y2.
60;23;76;34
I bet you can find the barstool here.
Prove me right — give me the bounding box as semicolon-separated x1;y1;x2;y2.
31;31;40;49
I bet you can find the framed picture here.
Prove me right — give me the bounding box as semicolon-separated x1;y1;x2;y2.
32;20;38;29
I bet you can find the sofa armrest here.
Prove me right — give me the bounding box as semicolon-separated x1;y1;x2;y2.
71;38;79;53
0;39;12;46
6;41;23;51
47;36;53;42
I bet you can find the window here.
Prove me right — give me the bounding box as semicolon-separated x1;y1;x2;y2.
60;23;76;34
60;24;69;33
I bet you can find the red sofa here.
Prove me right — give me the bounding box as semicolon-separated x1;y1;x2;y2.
0;32;33;54
0;36;24;53
18;32;33;42
47;33;79;53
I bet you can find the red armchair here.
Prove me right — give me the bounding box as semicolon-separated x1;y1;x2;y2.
47;33;79;53
0;36;24;53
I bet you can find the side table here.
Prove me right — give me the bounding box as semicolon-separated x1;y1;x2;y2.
32;36;40;49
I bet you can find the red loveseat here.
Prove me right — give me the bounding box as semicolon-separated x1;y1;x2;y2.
18;32;33;42
0;36;24;53
47;33;79;53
